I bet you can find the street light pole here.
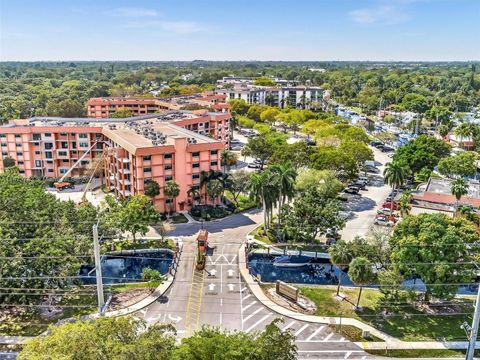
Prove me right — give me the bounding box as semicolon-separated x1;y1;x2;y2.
93;224;105;313
466;283;480;360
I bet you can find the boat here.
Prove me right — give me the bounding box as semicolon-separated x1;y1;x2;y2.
273;255;312;267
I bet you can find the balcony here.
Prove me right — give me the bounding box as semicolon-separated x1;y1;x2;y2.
123;168;131;174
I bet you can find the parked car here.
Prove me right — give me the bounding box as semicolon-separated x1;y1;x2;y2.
370;140;383;147
344;186;360;195
350;181;366;190
381;146;394;153
364;166;380;174
382;202;400;210
358;176;369;183
247;163;261;169
231;145;243;151
377;208;397;216
374;214;396;227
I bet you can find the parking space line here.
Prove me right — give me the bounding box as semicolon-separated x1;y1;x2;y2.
245;313;272;333
323;332;334;342
282;320;296;331
242;301;257;312
294;323;309;337
242;307;263;323
344;351;352;359
243;294;252;301
306;325;325;341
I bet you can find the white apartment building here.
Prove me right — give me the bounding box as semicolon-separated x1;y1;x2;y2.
216;84;323;109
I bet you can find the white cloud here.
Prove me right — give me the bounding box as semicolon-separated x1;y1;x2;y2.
111;7;159;17
349;5;410;25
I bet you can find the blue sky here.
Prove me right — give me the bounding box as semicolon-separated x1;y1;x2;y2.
0;0;478;61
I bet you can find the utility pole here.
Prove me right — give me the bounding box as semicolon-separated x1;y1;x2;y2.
466;283;480;360
93;224;105;313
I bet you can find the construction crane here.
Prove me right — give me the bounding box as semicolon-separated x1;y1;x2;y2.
54;141;101;191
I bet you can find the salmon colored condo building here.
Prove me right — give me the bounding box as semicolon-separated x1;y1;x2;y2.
0;110;231;213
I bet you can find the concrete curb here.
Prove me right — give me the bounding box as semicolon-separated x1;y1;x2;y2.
238;242;476;351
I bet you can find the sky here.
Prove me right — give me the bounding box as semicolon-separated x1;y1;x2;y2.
0;0;479;61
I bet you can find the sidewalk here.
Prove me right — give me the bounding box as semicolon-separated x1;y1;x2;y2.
238;242;478;351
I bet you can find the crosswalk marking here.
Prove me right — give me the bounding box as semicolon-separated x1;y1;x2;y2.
294;323;309;337
242;301;257;312
323;332;334;342
282;320;296;331
242;307;263;323
245;313;272;333
306;325;325;341
344;351;352;359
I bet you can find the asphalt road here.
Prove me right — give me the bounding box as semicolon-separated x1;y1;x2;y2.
135;210;374;359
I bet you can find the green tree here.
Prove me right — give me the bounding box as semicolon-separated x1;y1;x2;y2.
450;178;469;212
2;156;15;168
310;146;358;182
398;190;412;218
282;186;344;242
348;257;376;309
253;77;276;86
206;179;223;205
229;170;251;205
110;107;134;118
241;132;287;170
401;93;429;113
270;141;313;170
45;98;85;117
141;267;164;292
144;179;161;198
247;104;267;122
393;135;450;175
328;240;353;296
378;269;405;314
425;106;452;125
295;169;343;195
108;195;160;241
339;140;374;166
437;152;477;178
270;162;297;227
221;150;238;173
187;185;201;206
260;108;280;123
19;317;176;360
229;99;250;116
164;181;180;215
247;170;279;230
390;213;478;302
383;161;407;196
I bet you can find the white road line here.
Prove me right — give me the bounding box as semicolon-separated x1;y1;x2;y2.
242;301;257;312
306;325;325;341
297;350;363;354
361;356;367;360
229;254;237;264
282;320;296;331
294;323;309;337
344;351;352;359
242;307;263;323
243;294;252;301
245;313;272;333
240;287;247;292
323;332;334;342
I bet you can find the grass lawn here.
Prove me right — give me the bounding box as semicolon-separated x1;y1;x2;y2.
328;325;383;342
107;281;161;292
225;191;258;213
251;225;274;245
367;349;472;358
300;286;473;342
0;292;97;336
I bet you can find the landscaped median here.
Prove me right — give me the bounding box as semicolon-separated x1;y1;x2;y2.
238;241;480;356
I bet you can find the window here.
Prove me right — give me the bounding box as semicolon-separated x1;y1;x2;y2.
191;151;200;157
79;142;89;148
60;168;68;174
35;160;42;167
165;198;173;204
35;151;41;155
72;142;77;149
192;162;200;168
18;161;24;165
61;142;68;149
1;142;6;147
1;152;7;156
165;164;172;170
210;161;218;166
144;167;152;173
164;153;172;160
165;176;173;181
45;152;53;159
143;155;151;161
48;169;53;173
16;143;22;147
192;174;200;180
46;160;53;164
78;133;88;139
58;151;67;156
44;133;51;137
0;133;5;138
63;160;69;163
16;152;23;156
210;150;218;155
32;133;41;141
60;132;68;136
44;143;53;150
15;134;20;138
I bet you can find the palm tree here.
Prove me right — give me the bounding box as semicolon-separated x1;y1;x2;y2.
270;162;297;226
348;257;376;309
206;179;223;205
247;171;278;230
454;122;473;148
328;241;353;296
458;204;480;227
398;190;412;218
163;181;180;216
451;178;468;215
220;150;237;173
383;162;407;212
187;185;201;206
